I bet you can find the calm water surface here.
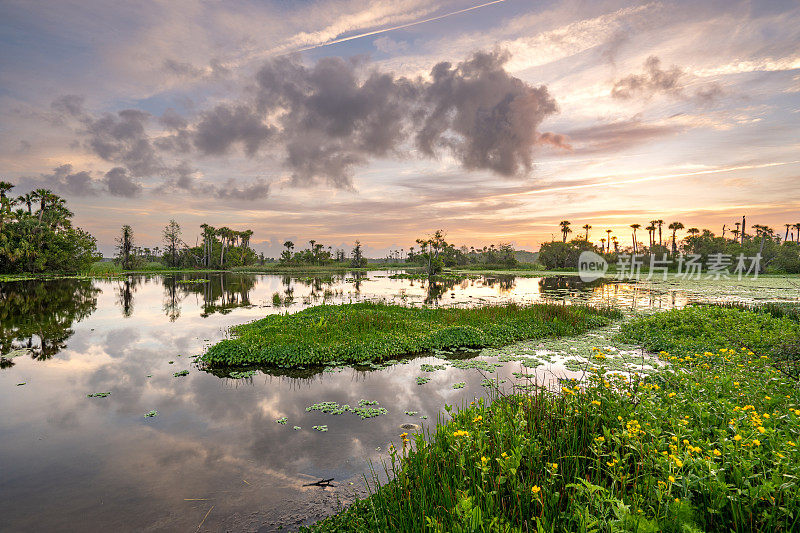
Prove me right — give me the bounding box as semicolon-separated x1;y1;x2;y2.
0;271;791;531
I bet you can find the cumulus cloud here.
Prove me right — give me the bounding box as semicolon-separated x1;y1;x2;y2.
193;104;275;156
213;178;271;200
248;49;559;185
52;49;562;193
611;56;724;104
103;167;142;197
40;164;99;196
84;109;162;177
415;50;558;176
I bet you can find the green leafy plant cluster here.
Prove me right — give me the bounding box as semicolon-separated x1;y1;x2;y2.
618;305;800;361
200;302;621;367
307;309;800;531
305;399;388;420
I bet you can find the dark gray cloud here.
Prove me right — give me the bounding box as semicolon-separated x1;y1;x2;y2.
213;178;271;200
52;49;562;194
193;104;275;156
159;108;188;131
611;56;682;99
51;95;86;117
84;109;162;177
45;164;99;196
416;50;558;177
611;56;724;105
247;50;558;186
103;167;142;197
153;161;270;201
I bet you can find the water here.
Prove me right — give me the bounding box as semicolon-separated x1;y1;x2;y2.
1;271;797;531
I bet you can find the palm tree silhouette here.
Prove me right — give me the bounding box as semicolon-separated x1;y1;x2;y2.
559;221;572;242
630;224;641;253
668;222;684;254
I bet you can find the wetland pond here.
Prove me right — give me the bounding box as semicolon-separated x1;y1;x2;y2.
1;271;798;531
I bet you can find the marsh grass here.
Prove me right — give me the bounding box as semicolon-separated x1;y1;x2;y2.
200;302;621;367
306;306;800;532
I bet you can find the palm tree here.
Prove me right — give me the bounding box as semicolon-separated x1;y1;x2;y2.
241;229;253;249
630;224;641;253
612;236;619;253
0;180;13;200
646;223;656;249
785;224;791;243
18;192;36;215
600;238;606;252
582;224;591;241
559;220;572;242
668;222;684;253
33;188;55;225
655;220;664;247
0;181;14;230
217;227;233;267
794;223;800;243
741;215;746;243
605;229;612;252
687;228;700;237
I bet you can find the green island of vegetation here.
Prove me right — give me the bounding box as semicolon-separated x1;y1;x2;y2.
306;305;800;532
200;302;621;368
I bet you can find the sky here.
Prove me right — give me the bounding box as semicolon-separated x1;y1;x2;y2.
1;0;799;257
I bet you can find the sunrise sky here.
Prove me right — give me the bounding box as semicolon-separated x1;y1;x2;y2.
1;0;798;256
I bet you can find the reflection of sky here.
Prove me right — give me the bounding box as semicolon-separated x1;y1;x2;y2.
1;272;798;530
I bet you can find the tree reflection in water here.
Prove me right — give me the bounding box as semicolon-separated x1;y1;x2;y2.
0;279;99;367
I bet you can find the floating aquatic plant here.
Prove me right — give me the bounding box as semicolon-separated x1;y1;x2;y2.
228;369;256;379
173;370;189;377
87;392;111;398
276;417;288;424
416;377;430;385
144;410;158;418
201;302;621;368
305;399;387;419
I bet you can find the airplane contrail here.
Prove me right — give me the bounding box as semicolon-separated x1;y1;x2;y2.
296;0;509;52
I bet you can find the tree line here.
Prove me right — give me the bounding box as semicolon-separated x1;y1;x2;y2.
0;182;100;274
113;221;259;270
540;218;800;273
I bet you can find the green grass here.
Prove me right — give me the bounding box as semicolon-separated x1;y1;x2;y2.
307;307;800;532
87;261;123;274
200;302;621;368
618;305;800;360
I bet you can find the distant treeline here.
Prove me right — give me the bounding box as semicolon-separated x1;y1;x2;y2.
539;220;800;273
